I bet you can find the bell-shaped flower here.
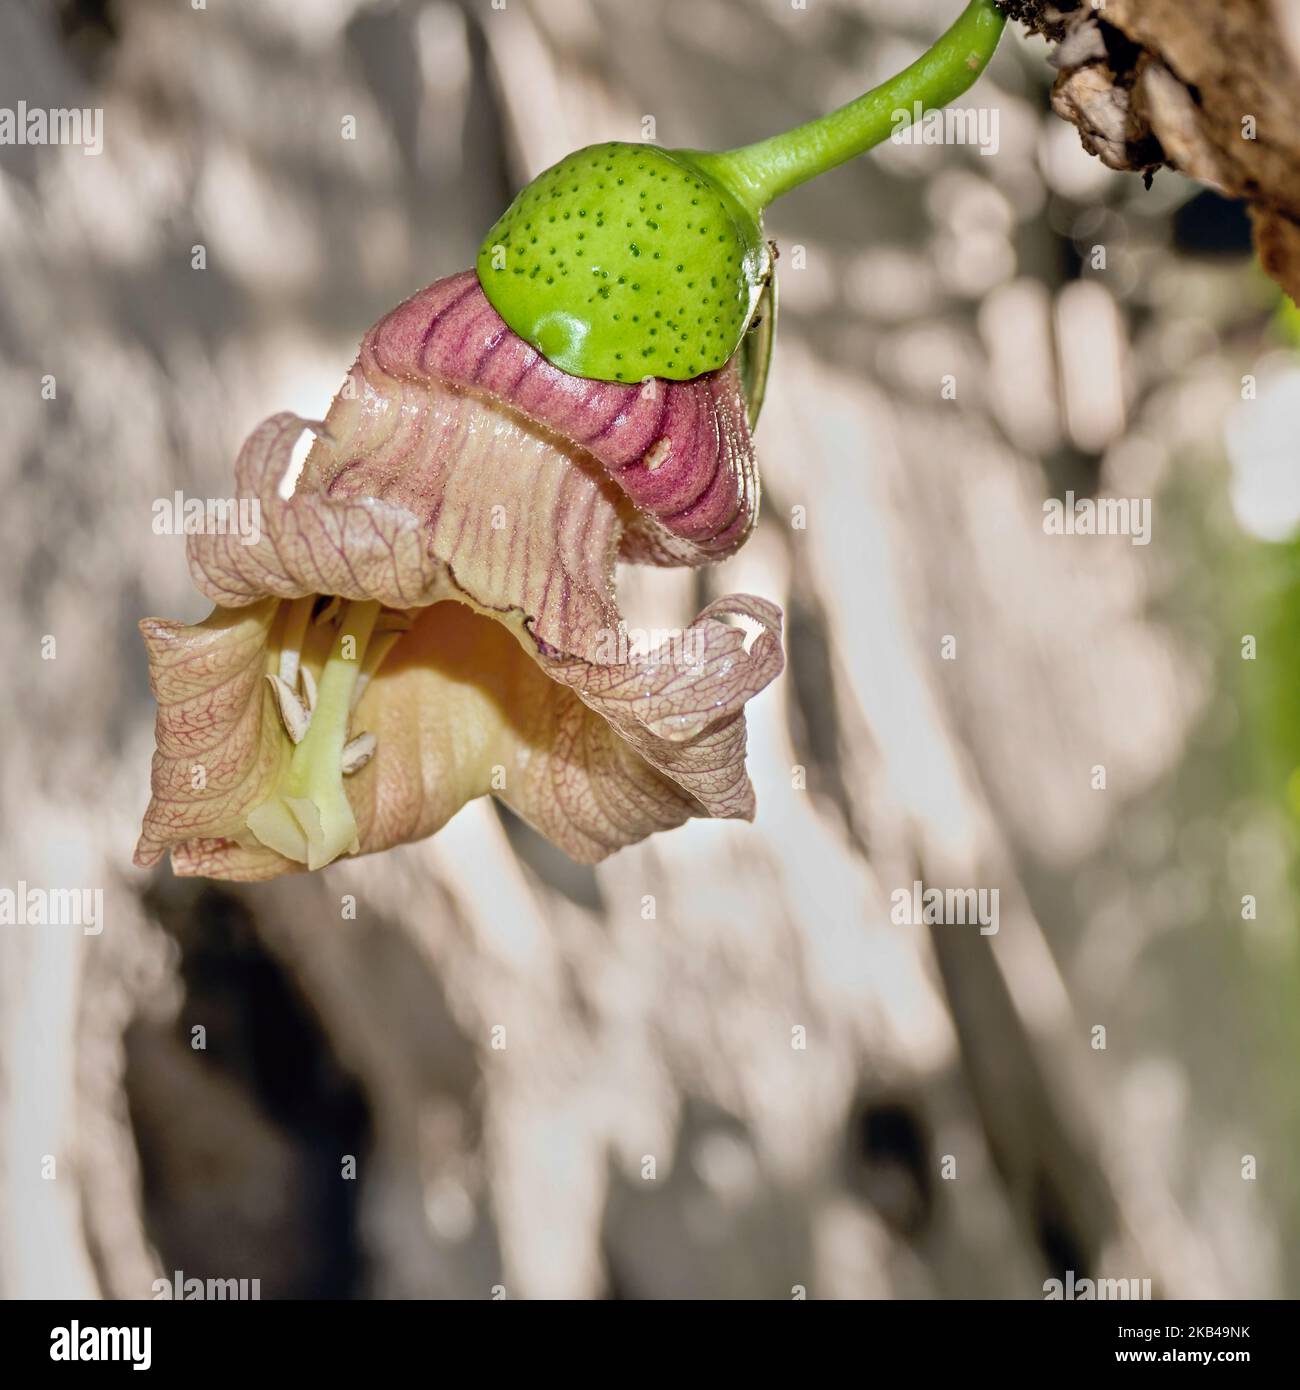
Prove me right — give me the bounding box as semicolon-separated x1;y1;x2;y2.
135;272;782;880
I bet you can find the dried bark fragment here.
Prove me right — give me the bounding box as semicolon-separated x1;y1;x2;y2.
1002;0;1300;299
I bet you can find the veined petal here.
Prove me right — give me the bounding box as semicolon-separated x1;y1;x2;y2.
301;378;625;664
331;595;782;869
186;415;452;612
133;600;287;871
336;271;759;567
513;596;784;855
135;594;782;878
188;273;760;663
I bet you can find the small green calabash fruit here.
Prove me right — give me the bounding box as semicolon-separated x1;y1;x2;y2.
476;142;770;383
475;1;1007;385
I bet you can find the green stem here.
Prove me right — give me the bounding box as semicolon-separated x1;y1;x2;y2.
695;0;1006;213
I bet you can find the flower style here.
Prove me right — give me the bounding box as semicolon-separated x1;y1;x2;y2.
135;272;783;880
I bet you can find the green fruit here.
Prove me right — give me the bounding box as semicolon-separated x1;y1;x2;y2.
476;1;1006;385
476;143;770;383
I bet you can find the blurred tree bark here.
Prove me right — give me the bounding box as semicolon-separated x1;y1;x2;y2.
1017;0;1300;299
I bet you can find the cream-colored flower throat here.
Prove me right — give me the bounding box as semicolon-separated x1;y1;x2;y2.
246;594;410;870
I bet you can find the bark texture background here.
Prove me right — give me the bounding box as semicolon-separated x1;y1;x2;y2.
0;0;1297;1299
1023;0;1300;300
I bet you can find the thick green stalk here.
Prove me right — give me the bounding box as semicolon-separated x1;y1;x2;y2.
695;0;1007;213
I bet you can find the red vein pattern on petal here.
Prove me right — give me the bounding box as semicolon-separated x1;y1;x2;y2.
340;597;783;866
501;690;713;862
186;414;452;612
530;594;784;833
169;837;298;883
303;369;625;664
359;271;760;565
133;600;287;873
134;592;783;878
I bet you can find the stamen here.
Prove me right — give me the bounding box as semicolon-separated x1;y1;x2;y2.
265;673;311;744
277;595;315;687
341;732;376;774
247;599;381;870
350;616;410;713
